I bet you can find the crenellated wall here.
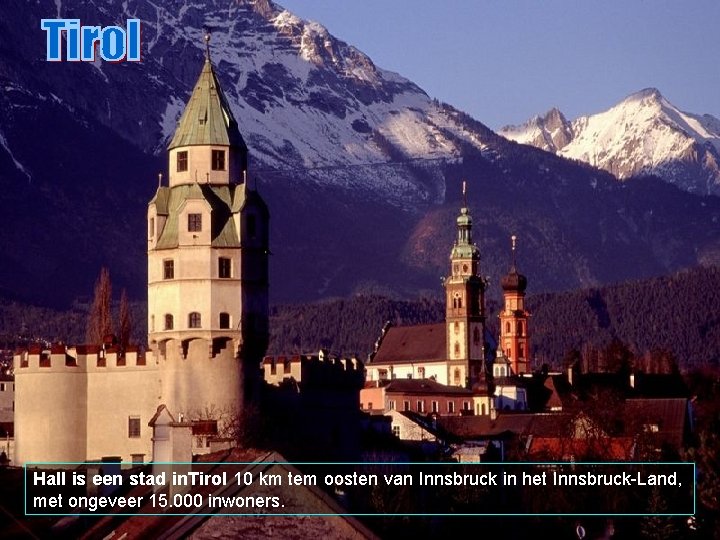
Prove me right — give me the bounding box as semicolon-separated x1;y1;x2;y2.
14;344;156;466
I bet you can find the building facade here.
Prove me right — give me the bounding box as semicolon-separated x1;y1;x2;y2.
13;44;268;466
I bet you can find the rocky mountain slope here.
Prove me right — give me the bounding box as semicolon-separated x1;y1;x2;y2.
501;88;720;196
1;0;720;308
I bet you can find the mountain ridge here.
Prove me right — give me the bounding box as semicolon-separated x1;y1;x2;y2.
0;0;719;308
500;88;720;195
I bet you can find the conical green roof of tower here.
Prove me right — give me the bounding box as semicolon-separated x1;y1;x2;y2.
167;58;247;150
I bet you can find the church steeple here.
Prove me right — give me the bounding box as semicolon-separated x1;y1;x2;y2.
444;182;487;387
499;235;530;374
167;34;248;186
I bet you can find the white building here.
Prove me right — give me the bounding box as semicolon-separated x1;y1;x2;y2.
13;43;269;466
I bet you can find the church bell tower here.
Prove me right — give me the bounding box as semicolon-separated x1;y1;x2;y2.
444;183;487;387
146;35;269;421
499;236;530;375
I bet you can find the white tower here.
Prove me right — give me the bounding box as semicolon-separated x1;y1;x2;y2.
147;37;269;421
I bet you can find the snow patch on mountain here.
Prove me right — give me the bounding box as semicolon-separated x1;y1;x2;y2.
0;128;31;181
501;88;720;196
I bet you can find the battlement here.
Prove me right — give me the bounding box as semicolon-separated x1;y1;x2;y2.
262;351;364;387
14;343;152;373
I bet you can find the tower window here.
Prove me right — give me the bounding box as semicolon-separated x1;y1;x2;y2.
219;257;232;278
163;259;174;279
128;416;141;438
518;321;524;336
188;312;201;329
164;314;174;330
188;213;202;232
219;312;230;329
149;217;155;238
505;322;511;335
519;344;525;359
211;149;226;171
454;342;460;358
177;151;188;172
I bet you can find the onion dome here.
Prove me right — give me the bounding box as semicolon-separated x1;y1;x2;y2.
501;268;527;292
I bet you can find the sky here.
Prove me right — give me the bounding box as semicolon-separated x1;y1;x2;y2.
277;0;720;130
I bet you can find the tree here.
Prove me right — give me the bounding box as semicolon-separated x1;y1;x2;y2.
119;289;132;350
86;267;113;344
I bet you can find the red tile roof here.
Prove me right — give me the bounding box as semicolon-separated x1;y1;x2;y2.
384;378;473;396
371;323;446;365
528;436;635;461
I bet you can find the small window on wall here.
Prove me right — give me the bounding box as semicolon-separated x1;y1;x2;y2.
128;416;141;438
448;401;455;413
211;149;226;171
219;312;230;329
403;401;410;412
188;213;202;232
164;314;174;330
219;257;232;278
177;151;188;172
163;259;174;279
149;217;155;238
189;312;201;328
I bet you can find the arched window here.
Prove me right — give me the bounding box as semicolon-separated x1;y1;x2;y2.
481;403;487;416
454;368;461;386
454;342;460;357
457;297;462;309
454;322;459;334
505;322;511;334
164;314;174;330
517;321;524;336
188;312;201;329
519;344;525;359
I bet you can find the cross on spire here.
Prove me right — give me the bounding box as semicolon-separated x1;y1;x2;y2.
204;31;211;61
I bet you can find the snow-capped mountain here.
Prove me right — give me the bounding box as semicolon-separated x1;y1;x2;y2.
501;89;720;196
1;0;720;309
